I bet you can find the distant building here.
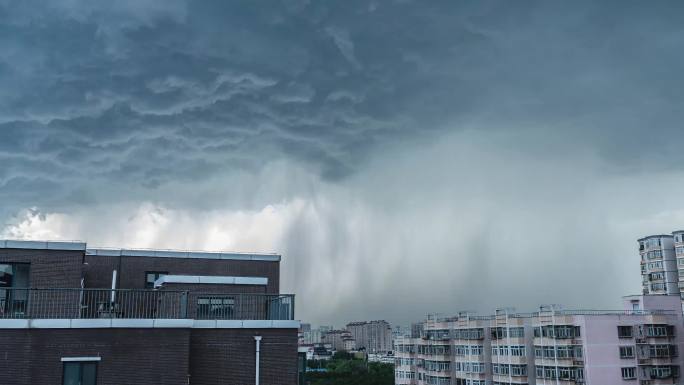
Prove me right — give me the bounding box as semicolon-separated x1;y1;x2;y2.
396;295;684;385
410;322;424;338
322;329;354;352
346;320;392;353
392;324;410;339
638;231;684;314
343;337;356;351
639;233;680;297
300;325;332;345
312;343;333;360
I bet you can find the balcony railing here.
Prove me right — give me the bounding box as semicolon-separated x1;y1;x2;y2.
0;288;294;320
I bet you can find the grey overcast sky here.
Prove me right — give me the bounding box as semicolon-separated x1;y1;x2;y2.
1;0;684;327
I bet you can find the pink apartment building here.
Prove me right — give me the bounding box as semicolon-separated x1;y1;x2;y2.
396;229;684;385
395;294;684;385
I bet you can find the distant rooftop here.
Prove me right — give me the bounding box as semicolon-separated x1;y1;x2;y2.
426;309;677;323
637;234;674;241
0;239;280;262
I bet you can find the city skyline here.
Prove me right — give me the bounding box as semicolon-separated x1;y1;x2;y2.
2;1;684;326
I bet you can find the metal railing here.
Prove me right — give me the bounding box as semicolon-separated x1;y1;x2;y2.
0;288;294;320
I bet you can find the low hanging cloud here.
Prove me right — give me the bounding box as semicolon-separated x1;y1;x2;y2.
2;0;684;325
4;130;684;325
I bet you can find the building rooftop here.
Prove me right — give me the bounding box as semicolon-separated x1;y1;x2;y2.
0;239;280;261
637;234;674;241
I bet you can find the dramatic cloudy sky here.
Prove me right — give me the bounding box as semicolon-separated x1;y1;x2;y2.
2;0;684;326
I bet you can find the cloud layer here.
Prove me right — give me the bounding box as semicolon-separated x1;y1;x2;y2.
2;0;684;325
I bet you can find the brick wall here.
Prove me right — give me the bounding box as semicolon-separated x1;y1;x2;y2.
0;328;191;385
190;328;299;385
0;248;84;288
0;328;298;385
84;255;280;293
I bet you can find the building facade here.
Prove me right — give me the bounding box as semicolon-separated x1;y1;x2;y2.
0;240;299;385
321;329;354;352
395;295;684;385
346;320;392;354
639;233;680;297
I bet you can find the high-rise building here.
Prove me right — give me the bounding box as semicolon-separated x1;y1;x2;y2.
346;320;392;354
299;325;332;345
395;295;684;385
638;233;679;296
321;329;354;352
411;322;425;338
0;239;299;385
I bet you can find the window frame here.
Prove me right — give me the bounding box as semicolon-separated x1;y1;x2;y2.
62;361;98;385
619;346;635;359
197;296;236;319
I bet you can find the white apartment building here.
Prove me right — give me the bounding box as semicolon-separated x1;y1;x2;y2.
346;320;393;353
395;295;684;385
639;233;679;297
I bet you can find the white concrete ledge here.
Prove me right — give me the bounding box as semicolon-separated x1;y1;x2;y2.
155;275;268;287
0;319;300;329
0;319;29;328
31;319;71;328
153;319;194;328
62;357;101;362
112;319;154;328
71;319;111;328
86;248;281;261
0;240;280;261
0;239;86;251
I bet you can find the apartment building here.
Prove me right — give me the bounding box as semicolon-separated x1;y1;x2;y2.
0;240;299;385
395;295;684;385
639;233;680;296
346;320;393;353
321;329;355;352
299;325;332;345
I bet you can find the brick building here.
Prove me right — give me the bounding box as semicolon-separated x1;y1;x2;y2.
0;240;299;385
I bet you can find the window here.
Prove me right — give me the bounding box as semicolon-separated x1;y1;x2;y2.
619;346;634;359
145;271;168;289
650;365;677;379
647;250;663;259
645;324;675;338
649;344;677;358
197;296;235;319
533;325;580;339
621;367;636;380
63;361;97;385
651;283;665;291
618;326;633;338
0;263;30;316
491;327;524;339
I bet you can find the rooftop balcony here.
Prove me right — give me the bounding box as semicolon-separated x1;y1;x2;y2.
0;288;294;321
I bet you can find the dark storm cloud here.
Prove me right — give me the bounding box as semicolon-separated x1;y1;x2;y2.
2;0;684;324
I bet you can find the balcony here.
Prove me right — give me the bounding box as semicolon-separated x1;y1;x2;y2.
0;288;295;320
